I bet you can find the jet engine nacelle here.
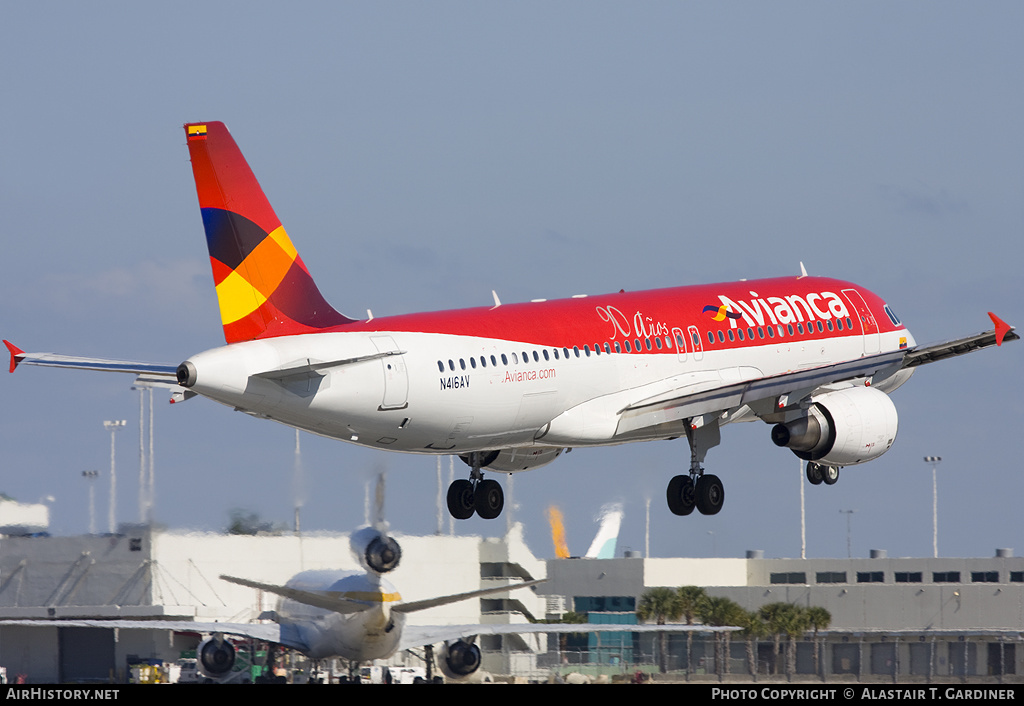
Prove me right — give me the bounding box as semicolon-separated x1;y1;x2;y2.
438;640;482;679
771;386;898;467
349;527;402;574
197;635;236;679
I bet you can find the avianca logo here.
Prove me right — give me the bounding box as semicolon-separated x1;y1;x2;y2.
702;304;743;322
715;291;850;329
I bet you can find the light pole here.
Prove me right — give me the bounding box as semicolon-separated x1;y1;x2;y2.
104;420;127;534
82;470;99;534
924;456;942;558
840;509;857;558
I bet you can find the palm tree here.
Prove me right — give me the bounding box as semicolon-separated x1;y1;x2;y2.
759;602;800;675
677;586;708;678
698;596;745;678
677;585;708;624
805;606;831;678
737;609;767;680
637;587;683;673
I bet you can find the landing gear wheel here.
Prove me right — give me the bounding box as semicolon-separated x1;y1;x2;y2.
806;462;824;485
474;479;504;520
446;479;476;519
821;465;839;485
666;475;696;516
695;474;725;515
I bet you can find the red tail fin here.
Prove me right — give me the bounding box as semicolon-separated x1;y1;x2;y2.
184;122;353;344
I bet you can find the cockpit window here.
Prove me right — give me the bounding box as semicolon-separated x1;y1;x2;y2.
884;304;901;326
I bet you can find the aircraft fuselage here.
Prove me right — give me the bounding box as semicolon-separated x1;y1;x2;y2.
180;276;914;463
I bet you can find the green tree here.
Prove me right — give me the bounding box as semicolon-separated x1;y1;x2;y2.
227;508;281;535
677;585;708;624
759;602;809;677
805;606;832;676
637;587;683;673
676;585;708;678
699;596;745;677
737;609;767;680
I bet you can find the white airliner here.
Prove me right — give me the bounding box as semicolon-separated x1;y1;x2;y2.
4;121;1017;522
0;478;735;682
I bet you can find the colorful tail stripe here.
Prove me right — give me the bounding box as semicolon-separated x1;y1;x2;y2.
184;122;353;344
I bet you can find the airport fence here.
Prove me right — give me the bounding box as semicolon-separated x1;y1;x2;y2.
525;631;1024;683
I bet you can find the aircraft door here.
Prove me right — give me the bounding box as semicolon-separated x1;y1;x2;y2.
672;327;687;362
370;335;409;410
688;325;704;362
841;289;880;355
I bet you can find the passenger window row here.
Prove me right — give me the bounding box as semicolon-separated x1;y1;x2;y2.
434;316;856;373
704;317;855;345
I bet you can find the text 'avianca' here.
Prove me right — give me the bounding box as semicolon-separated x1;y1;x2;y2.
716;291;851;329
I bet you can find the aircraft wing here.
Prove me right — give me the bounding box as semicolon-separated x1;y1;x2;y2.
612;313;1015;437
615;349;906;436
0;618;298;648
901;312;1018;368
398;621;740;652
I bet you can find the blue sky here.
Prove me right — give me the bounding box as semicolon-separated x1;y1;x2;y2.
2;3;1022;563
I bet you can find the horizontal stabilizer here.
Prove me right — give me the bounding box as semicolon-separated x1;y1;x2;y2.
393;579;545;615
3;342;178;379
220;575;381;615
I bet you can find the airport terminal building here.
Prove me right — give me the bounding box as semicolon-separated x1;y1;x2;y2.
0;524;1021;682
0;524;547;682
543;550;1024;681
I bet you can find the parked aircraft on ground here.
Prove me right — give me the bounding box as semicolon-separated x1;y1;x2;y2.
4;121;1017;522
0;477;734;682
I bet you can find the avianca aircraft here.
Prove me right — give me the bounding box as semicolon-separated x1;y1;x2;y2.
4;121;1017;522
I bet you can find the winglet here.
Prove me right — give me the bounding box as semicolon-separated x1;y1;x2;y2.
988;312;1013;347
4;340;24;373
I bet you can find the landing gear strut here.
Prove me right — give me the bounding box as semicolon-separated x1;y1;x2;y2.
446;452;504;520
667;417;725;516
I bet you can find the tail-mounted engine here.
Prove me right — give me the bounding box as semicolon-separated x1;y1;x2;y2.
350;526;402;574
438;639;482;679
197;635;236;679
771;386;898;467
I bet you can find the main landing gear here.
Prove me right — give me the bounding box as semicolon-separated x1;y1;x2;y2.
447;452;504;520
666;473;725;516
805;462;840;486
666;417;725;517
